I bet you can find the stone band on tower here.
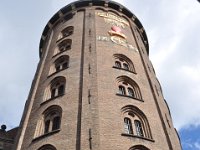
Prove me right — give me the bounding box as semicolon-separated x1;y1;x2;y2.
14;0;182;150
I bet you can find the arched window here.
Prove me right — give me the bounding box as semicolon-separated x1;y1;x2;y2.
54;55;69;72
38;144;57;150
43;105;62;134
49;55;69;75
58;39;72;52
50;77;65;98
54;39;72;56
116;76;142;100
129;145;150;150
61;26;74;37
113;54;135;73
43;76;66;101
121;105;152;140
124;117;133;134
34;106;62;138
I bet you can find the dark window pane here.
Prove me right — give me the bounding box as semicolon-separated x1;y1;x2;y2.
56;65;61;72
58;85;64;96
62;27;74;37
128;88;134;97
123;63;129;70
65;44;71;50
124;118;133;134
135;120;144;137
115;61;121;68
58;41;71;52
62;62;68;69
52;116;61;131
119;86;126;95
51;88;56;98
59;45;66;51
44;120;50;133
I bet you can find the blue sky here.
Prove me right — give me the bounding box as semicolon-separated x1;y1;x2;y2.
0;0;200;149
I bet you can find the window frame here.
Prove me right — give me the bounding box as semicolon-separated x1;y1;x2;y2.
124;117;133;134
113;54;136;73
121;105;153;141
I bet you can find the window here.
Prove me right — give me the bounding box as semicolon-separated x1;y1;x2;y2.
50;76;66;99
113;54;135;73
34;105;62;139
44;120;50;134
61;26;74;37
38;144;57;150
129;145;150;150
116;76;142;100
118;85;126;95
49;55;69;75
115;61;121;68
134;120;144;137
124;117;133;134
51;82;65;98
43;76;66;101
127;87;134;97
58;39;72;52
52;116;61;131
123;63;129;70
55;55;69;72
54;39;72;56
43;105;62;134
121;105;152;140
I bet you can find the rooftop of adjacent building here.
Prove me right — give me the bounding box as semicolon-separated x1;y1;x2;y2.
0;125;18;142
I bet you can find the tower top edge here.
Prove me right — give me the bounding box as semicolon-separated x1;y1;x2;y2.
39;0;149;57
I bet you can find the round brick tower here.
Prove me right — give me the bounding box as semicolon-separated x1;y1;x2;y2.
14;0;182;150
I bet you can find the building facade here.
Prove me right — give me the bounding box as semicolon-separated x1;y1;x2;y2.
14;0;182;150
0;125;18;150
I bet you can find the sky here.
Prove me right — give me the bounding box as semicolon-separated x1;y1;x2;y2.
0;0;199;149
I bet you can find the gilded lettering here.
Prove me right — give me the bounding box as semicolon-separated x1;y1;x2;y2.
97;12;129;27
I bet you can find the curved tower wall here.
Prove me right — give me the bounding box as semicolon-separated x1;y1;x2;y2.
14;1;182;150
